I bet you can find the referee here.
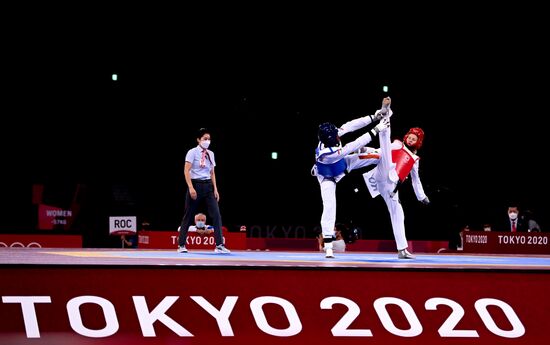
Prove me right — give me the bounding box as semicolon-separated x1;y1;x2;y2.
177;128;230;254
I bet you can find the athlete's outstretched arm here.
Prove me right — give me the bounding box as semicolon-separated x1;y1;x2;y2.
410;161;429;204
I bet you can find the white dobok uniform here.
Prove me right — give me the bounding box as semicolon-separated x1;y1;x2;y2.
363;121;427;250
312;113;386;241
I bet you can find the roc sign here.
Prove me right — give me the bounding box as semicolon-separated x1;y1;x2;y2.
109;216;137;236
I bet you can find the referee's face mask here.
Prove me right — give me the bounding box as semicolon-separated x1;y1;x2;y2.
200;139;211;149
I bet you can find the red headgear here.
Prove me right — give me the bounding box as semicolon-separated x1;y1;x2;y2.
403;127;425;150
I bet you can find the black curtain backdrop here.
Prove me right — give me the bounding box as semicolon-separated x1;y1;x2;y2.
2;10;547;245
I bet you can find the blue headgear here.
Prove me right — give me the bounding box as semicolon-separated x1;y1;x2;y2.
318;122;339;147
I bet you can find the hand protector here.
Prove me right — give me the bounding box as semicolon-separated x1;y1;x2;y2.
373;117;390;134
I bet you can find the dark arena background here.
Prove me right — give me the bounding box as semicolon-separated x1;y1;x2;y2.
1;6;549;344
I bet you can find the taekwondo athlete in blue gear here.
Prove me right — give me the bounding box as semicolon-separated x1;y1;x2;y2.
312;99;391;258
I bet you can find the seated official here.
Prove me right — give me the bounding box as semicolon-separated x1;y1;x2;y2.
522;209;542;232
318;223;347;253
178;213;214;236
496;205;528;232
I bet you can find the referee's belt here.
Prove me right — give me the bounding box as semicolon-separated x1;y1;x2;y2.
192;179;212;184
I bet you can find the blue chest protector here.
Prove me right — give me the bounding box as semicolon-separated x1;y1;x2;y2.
315;146;347;178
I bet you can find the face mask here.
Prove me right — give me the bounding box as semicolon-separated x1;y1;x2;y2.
200;140;211;149
196;221;205;228
508;212;518;220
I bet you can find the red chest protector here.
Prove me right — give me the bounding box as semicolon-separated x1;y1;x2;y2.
391;141;419;182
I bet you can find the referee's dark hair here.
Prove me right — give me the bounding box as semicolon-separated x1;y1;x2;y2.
197;127;210;139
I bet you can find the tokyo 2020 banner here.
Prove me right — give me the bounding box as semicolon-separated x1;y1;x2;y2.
1;267;549;344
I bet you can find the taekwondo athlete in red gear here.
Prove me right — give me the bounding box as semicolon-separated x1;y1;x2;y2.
312;101;390;258
363;100;429;259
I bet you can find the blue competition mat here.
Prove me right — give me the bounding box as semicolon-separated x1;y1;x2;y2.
2;248;548;271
